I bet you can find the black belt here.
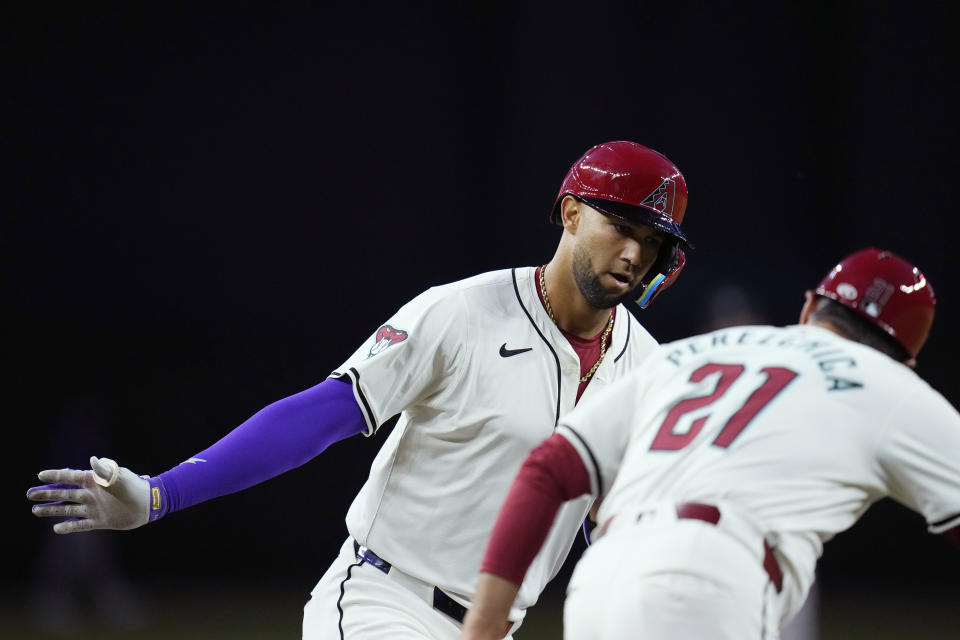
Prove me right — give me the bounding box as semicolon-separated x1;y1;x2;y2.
353;541;469;624
674;502;783;593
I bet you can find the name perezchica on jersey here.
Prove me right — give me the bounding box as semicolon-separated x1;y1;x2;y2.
664;328;863;391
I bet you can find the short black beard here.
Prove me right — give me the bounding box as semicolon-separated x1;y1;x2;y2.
571;245;630;309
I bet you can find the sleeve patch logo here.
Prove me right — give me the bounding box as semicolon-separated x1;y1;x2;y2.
368;324;409;358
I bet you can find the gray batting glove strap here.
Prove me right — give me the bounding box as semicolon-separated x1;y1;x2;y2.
27;456;151;534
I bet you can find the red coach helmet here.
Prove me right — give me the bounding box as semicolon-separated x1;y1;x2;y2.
550;141;692;308
815;248;935;358
550;141;690;246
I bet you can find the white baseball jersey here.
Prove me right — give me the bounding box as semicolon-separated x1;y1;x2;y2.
330;266;658;618
558;323;960;625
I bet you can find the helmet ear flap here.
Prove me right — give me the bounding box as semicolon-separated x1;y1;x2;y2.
636;243;686;308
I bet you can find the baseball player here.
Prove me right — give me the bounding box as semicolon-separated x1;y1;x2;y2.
461;248;960;640
27;141;693;639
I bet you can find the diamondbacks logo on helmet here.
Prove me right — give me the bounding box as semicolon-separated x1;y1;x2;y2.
640;178;676;216
368;324;409;358
860;277;895;318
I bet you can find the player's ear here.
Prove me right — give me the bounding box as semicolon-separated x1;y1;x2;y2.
798;290;817;325
559;195;582;233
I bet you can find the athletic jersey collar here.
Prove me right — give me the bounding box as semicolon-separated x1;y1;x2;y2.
513;266;632;383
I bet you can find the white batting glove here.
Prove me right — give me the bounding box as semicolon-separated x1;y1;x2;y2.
27;456;150;534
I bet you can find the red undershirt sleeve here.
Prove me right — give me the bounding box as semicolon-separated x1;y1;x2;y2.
480;433;593;585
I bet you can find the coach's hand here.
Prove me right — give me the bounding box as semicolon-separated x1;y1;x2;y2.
27;456;150;533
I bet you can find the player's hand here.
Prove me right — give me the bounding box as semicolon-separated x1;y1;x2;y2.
27;456;150;534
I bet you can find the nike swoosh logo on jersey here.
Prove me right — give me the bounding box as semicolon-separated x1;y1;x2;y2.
500;343;533;357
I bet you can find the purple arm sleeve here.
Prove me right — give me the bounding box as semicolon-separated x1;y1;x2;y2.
152;378;365;518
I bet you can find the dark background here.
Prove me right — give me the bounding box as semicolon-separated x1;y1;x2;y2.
5;2;958;637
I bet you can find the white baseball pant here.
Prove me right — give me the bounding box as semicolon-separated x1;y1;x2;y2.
303;537;520;640
564;505;781;639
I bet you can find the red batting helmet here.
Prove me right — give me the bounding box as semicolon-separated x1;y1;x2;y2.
550;141;692;308
550;141;690;245
815;248;935;358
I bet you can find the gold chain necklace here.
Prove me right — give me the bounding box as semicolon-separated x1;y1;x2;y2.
539;265;614;383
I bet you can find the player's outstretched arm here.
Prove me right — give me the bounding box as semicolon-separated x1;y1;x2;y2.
28;456;151;534
27;378;367;532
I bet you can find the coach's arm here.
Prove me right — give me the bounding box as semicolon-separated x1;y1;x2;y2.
460;433;593;640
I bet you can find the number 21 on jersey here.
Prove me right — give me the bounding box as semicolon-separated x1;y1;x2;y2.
650;363;798;451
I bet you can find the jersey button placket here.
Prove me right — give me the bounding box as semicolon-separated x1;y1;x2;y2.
559;347;581;408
